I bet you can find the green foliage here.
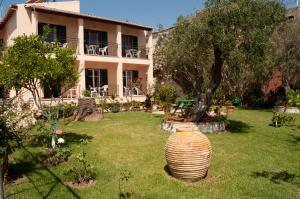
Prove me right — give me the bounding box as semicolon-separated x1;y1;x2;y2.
155;84;177;106
0;34;78;109
272;112;295;127
69;138;94;183
288;89;300;108
154;0;285;121
55;147;71;160
43;103;76;119
82;89;90;97
119;169;134;199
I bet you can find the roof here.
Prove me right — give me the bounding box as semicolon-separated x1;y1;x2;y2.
0;5;18;29
25;4;153;30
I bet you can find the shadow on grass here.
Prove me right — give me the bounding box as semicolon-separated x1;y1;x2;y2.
252;170;299;185
28;132;93;148
7;147;81;199
226;120;251;133
286;134;300;149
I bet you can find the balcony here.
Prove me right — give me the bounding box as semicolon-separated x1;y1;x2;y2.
122;46;149;59
84;42;118;57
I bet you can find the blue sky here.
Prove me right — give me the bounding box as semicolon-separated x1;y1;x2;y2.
1;0;205;29
0;0;298;29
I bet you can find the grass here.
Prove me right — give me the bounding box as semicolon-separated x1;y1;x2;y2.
6;109;300;199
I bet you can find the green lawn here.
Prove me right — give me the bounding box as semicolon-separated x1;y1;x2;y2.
6;109;300;199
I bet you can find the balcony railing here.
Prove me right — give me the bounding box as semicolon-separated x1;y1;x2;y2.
43;37;79;54
84;42;118;57
122;46;149;59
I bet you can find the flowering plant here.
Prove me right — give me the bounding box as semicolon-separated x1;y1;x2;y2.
272;111;295;127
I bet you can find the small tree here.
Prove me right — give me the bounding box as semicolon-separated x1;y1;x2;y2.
0;34;79;149
154;0;285;122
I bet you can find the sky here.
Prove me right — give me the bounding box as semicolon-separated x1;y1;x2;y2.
0;0;298;30
0;0;205;29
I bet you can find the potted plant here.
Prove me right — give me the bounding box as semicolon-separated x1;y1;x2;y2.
225;100;235;113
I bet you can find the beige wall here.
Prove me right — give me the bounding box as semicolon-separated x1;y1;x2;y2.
122;26;147;47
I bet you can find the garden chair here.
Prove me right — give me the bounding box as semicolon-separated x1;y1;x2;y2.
89;85;97;97
101;85;109;96
125;49;133;58
99;46;108;56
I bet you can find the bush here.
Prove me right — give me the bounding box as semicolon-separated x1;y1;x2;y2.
155;84;177;110
288;89;300;108
82;89;90;97
272;112;295;127
43;103;76;119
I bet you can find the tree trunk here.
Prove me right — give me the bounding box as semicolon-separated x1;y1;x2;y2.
2;154;8;185
0;167;4;199
283;75;290;102
192;46;223;122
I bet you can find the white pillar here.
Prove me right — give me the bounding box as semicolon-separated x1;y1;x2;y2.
31;10;38;34
147;31;154;86
78;18;84;55
78;59;85;98
117;62;123;98
116;25;122;58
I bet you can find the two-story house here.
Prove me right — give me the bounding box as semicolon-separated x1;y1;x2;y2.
0;0;154;102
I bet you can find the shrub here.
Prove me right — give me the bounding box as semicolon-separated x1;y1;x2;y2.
272;112;295;127
155;84;177;113
82;89;90;97
69;138;94;184
288;89;300;108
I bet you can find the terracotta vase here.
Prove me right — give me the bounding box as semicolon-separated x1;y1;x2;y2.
165;131;212;182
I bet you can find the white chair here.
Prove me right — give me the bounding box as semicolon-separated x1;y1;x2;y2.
89;86;97;97
86;45;97;55
132;87;139;96
99;46;108;56
101;85;108;96
61;43;68;48
125;49;133;58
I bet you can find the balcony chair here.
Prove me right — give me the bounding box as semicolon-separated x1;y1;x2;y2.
99;46;108;56
125;49;133;58
101;85;109;96
86;45;97;55
89;85;97;97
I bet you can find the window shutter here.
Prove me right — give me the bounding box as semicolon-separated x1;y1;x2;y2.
133;70;139;80
85;69;93;89
57;25;66;43
100;69;108;86
132;36;138;50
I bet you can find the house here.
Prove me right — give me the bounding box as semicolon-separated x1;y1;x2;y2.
0;0;154;102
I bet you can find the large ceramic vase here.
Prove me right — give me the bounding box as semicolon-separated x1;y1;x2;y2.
165;131;212;182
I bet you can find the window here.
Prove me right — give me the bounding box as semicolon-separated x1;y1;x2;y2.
85;69;108;89
123;70;138;87
122;35;138;57
38;23;66;43
84;29;108;51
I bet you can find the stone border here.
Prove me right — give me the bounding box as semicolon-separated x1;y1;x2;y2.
274;106;300;114
161;121;226;134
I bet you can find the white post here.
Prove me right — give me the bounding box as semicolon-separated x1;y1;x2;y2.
117;62;123;98
116;25;122;58
78;59;85;98
147;30;154;86
78;18;84;55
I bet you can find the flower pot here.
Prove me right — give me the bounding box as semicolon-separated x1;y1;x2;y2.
184;118;193;122
172;117;184;122
226;106;235;113
145;108;152;113
165;131;212;182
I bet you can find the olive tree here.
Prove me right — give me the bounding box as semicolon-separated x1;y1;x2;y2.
154;0;285;121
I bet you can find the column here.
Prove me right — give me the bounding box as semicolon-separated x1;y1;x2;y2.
78;18;84;55
31;10;38;34
78;59;85;98
116;25;122;58
147;31;154;86
117;62;123;98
